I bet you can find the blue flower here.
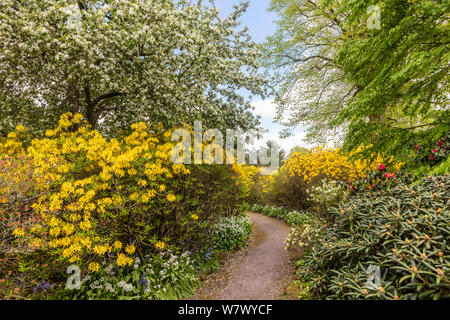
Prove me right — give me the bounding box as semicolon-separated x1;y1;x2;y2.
139;277;148;287
205;247;213;259
33;280;51;294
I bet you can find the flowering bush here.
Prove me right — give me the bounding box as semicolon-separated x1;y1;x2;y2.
284;146;401;184
306;179;344;214
0;113;251;298
284;219;323;251
231;165;261;199
261;146;402;210
211;215;253;253
56;251;200;300
296;175;450;300
411;131;450;177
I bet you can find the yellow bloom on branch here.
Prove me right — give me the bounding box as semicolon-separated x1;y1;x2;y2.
113;241;122;250
138;180;148;187
155;241;165;250
117;253;133;267
13;228;25;237
125;244;136;255
88;262;100;272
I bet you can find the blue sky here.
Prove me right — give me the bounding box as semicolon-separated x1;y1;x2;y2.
214;0;311;153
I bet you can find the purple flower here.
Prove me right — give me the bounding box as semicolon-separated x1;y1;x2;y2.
139;277;148;287
33;280;51;294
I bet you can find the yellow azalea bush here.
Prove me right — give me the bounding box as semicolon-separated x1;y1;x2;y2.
0;113;249;277
261;145;402;210
231;164;261;198
283;145;402;183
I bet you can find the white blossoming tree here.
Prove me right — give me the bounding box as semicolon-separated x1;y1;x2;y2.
0;0;269;135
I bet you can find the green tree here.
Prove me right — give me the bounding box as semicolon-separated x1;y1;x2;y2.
264;0;449;168
288;146;308;157
333;0;449;160
263;0;353;143
0;0;269;136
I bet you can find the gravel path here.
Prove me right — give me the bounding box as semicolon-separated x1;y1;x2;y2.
191;212;302;300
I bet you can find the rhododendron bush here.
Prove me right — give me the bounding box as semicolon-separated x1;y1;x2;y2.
294;175;450;300
0;113;250;286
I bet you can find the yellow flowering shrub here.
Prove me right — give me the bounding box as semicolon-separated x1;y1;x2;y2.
283;145;402;183
261;145;402;210
0;113;248;275
231;164;261;197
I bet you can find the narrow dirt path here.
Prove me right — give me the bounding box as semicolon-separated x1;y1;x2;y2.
191;212;301;300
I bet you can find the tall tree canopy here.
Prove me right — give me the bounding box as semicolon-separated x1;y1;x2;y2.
263;0;353;143
264;0;449;162
0;0;269;135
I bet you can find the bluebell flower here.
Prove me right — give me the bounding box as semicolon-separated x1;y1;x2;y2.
139;277;149;288
205;247;213;259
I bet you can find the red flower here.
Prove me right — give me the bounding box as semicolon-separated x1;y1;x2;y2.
429;155;434;160
385;173;392;178
368;184;374;189
378;164;386;171
432;149;438;153
414;145;419;150
438;141;443;147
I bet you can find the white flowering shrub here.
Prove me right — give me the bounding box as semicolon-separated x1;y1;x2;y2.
0;0;270;135
212;215;253;252
306;179;344;212
57;251;199;300
284;220;324;251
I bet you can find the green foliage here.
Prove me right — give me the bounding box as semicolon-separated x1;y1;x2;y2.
56;251;200;300
211;215;253;253
264;0;449;167
262;167;318;210
250;204;312;227
297;175;450;300
262;0;349;143
194;249;220;276
409;131;450;177
335;0;449;160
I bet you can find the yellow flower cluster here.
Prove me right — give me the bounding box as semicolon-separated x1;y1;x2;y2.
88;262;100;272
231;164;261;196
1;113;188;269
155;241;165;250
281;145;402;183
